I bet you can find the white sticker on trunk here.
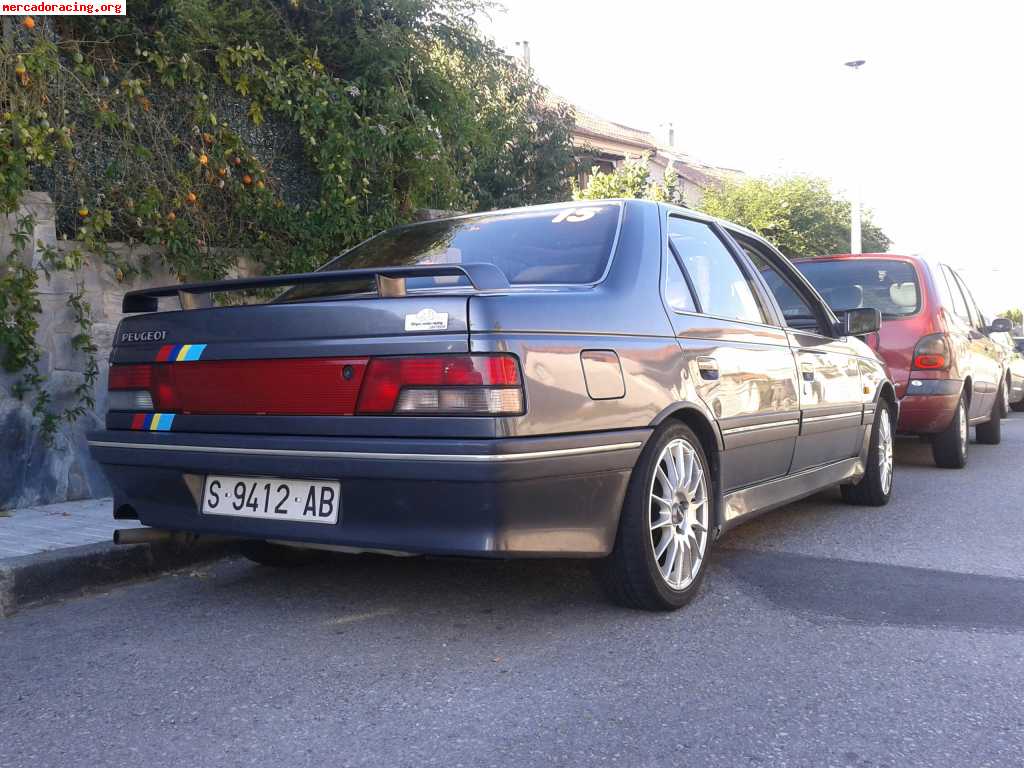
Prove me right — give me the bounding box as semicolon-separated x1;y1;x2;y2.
405;308;449;332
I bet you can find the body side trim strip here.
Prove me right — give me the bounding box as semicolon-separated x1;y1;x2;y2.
720;419;800;436
87;440;644;463
802;411;863;423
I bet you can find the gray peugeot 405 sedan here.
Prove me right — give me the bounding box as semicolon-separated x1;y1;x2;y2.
89;199;896;610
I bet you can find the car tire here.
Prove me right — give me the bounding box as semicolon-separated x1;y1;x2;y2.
1011;397;1024;413
999;376;1011;418
932;393;969;469
841;400;894;507
976;388;1003;445
592;422;713;611
239;540;320;567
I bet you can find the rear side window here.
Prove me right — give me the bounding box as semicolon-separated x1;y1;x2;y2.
952;270;985;329
664;253;697;312
940;265;970;322
282;204;621;301
796;259;920;318
668;217;765;324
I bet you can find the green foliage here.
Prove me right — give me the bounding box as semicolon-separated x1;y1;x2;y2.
0;1;574;436
571;154;683;205
0;213;97;444
699;176;891;260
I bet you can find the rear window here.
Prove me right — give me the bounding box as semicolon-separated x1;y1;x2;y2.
795;259;920;318
282;204;621;301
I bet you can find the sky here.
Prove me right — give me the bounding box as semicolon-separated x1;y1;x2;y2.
478;0;1024;313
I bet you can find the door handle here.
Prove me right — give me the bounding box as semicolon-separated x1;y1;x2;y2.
800;362;815;381
696;357;719;380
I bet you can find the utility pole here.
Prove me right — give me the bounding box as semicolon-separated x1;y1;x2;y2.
844;59;866;254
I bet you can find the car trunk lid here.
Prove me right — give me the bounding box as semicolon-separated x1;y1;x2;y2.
108;295;473;430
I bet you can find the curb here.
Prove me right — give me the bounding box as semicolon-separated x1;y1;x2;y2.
0;540;232;617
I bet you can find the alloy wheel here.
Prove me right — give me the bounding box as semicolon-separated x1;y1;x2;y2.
648;438;709;590
877;409;894;495
958;401;968;454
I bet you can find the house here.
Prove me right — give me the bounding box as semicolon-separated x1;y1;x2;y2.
568;103;743;208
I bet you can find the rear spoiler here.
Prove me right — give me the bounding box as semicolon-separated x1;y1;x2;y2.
121;263;511;313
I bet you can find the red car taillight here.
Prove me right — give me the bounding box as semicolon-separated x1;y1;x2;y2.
108;354;524;417
356;354;524;415
912;333;950;370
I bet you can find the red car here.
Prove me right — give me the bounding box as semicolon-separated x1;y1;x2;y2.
789;254;1010;468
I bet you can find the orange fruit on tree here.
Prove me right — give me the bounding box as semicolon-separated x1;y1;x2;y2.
185;192;197;204
78;207;89;218
166;211;176;222
22;17;35;30
242;174;253;186
198;153;209;166
203;132;214;145
232;156;242;166
218;166;227;177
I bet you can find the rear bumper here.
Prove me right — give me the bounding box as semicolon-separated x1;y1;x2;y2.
87;429;648;558
897;379;962;434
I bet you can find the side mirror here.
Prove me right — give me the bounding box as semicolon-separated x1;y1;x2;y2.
989;317;1012;333
837;307;881;337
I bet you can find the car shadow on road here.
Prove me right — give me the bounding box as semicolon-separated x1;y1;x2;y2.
716;547;1024;632
213;551;612;617
893;435;938;467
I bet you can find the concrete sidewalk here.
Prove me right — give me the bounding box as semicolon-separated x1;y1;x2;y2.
0;498;229;616
0;498;137;559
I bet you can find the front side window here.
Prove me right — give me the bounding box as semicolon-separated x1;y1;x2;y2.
796;259;921;319
738;240;828;334
667;217;764;324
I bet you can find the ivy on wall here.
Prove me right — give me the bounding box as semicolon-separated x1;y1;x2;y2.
0;1;576;440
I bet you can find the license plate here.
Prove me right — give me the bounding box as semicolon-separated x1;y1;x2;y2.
201;475;341;524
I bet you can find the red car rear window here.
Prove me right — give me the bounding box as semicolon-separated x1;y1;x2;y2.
796;259;920;318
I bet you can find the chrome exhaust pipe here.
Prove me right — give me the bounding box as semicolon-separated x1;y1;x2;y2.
113;528;237;546
113;528;189;545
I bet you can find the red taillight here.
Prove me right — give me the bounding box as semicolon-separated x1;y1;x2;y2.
356;354;523;415
913;354;946;369
912;334;950;371
108;364;153;390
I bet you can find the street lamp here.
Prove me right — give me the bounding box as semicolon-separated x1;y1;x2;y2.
845;59;866;254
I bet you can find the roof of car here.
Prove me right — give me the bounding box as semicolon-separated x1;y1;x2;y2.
797;253;922;262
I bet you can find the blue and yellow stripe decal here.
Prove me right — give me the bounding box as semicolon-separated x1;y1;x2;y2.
131;413;176;431
156;343;207;362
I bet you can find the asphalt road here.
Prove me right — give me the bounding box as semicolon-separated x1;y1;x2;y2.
3;418;1024;767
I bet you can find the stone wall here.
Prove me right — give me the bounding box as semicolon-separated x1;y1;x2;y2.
1;193;178;509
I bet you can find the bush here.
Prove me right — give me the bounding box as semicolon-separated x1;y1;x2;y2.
699;175;891;259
